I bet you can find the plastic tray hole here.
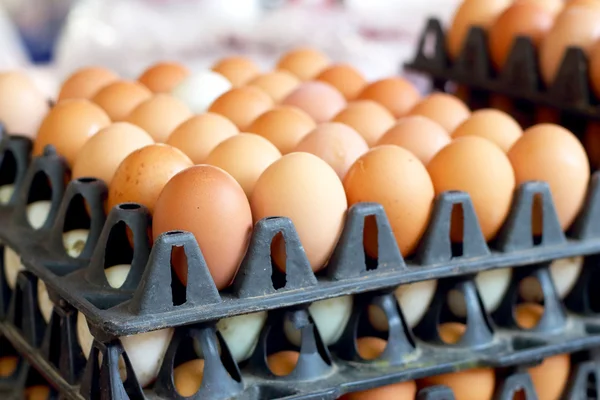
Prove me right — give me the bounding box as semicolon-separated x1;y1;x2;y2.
532;193;543;246
0;150;16;193
514;302;544;331
511;388;526;399
587;372;598;398
450;204;464;258
170;246;187;306
364;215;378;271
587;268;600;313
215;332;242;383
118;203;140;210
367;304;392;336
104;221;134;269
356;336;387;361
47;317;62;370
518;277;545;307
267;350;299;377
76;177;97;184
0;356;18;378
62;194;91;258
27;171;52;204
270;232;287;290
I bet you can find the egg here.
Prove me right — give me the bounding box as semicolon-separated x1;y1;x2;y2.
247;106;316;154
26;200;52;230
0;71;50;138
268;351;300;376
452;109;522;152
174;359;205;396
72;122;154;185
37;279;53;323
282;81;346;123
205;133;282;197
137;62;189;93
247;70;301;103
566;0;600;9
91;81;153;121
584;122;600;169
58;66;119;101
276;47;331;81
3;246;22;289
587;39;600;98
508;124;590;233
124;94;192;143
251;152;347;272
166;113;239;164
376;116;451;165
315;64;367;101
448;268;512;316
517;0;563;14
107;144;193;213
24;386;51;400
211;56;261;87
357;77;421;119
33;99;111;165
0;356;18;376
212;311;267;362
344;145;434;257
208;87;274;130
171;71;232;113
332;101;395;147
408;93;471;133
293;122;368;179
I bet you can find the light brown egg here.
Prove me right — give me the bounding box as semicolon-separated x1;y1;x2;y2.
276;47;331;81
24;385;51;400
212;56;261;87
34;99;111;165
125;94;192;142
377;116;451;165
174;359;204;397
268;351;300;376
294;122;368;180
452;109;522;152
108;144;193;213
356;336;387;360
565;0;600;10
247;70;301;103
251;152;347;272
357;77;421;119
427;136;516;242
208;87;274;130
92;80;153;121
58;66;119;101
315;64;367;101
488;2;555;70
166;113;239;164
153;165;252;289
281;81;346;123
72;122;154;185
247;106;316;154
588;40;600;98
408;93;471;133
137;62;189;93
205;133;282;197
0;356;18;376
438;322;466;344
332;101;395;147
0;71;50;138
516;0;563;14
508;124;590;234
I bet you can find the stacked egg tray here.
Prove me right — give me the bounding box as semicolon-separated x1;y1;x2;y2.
4;133;600;400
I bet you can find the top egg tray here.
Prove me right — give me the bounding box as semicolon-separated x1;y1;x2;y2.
3;133;600;340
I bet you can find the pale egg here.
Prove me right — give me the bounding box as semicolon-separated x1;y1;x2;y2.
171;71;232;113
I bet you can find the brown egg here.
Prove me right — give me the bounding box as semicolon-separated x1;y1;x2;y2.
208;87;273;130
251;152;347;272
282;81;346;123
24;386;51;400
166;113;239;164
58;66;119;101
377;116;451;165
34;99;111;165
516;0;563;14
508;124;590;233
584;121;600;169
315;64;367;100
268;351;300;376
72;122;155;185
565;0;600;9
408;93;471;133
125;94;192;142
153;165;252;289
108;144;193;213
452;109;522;152
205;133;282;197
92;81;153;121
174;359;204;397
438;322;466;344
276;47;331;81
427;136;516;241
247;70;301;103
294;122;369;179
343;380;417;400
212;56;261;87
344;145;434;257
332;101;395;147
588;39;600;98
137;62;189;93
0;71;50;138
356;336;387;360
0;356;18;376
488;2;555;70
247;106;316;154
357;77;421;118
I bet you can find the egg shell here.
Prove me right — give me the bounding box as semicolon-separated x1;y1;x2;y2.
108;144;193;214
276;47;331;81
174;359;204;397
451;108;522;152
247;106;316;154
588;40;600;98
408;93;471;133
267;351;300;376
171;71;232;114
247;70;301;103
138;62;189;93
356;336;386;360
344;145;434;257
508;124;590;233
584;121;600;169
516;0;563;14
566;0;600;9
0;356;18;376
282;81;346;123
24;386;51;400
315;64;367;100
357;77;421;118
125;94;192;142
58;66;119;101
152;165;253;289
208;86;273;130
92;81;153;121
294;122;368;179
212;56;261;87
251;152;347;272
34;99;111;166
332;100;395;147
205;133;282;197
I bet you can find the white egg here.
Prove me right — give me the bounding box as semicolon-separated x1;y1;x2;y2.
284;295;353;346
550;256;583;299
62;229;90;258
3;246;23;289
37;279;53;323
104;264;131;289
171;71;232;113
26;200;51;230
448;269;512;317
0;184;14;204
